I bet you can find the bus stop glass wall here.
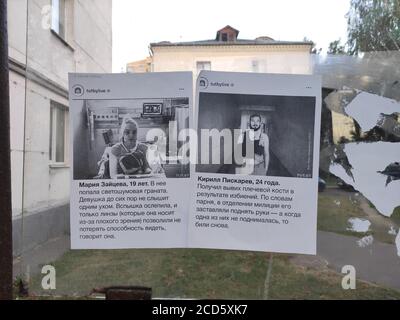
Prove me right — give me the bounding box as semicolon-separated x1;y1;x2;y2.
9;0;400;299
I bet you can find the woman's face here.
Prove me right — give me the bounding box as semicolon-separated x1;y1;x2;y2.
123;122;137;146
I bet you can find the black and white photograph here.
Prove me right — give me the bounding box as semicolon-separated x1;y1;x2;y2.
195;92;316;178
72;97;190;180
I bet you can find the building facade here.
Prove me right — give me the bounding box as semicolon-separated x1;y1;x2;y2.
8;0;112;257
126;57;152;73
128;26;313;76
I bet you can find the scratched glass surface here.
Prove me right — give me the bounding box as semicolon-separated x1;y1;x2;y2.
9;0;400;299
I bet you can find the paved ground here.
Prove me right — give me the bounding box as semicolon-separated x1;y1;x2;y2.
13;236;70;279
317;230;400;290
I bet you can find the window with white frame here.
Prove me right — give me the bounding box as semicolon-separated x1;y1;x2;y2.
49;101;69;164
196;61;211;75
51;0;66;39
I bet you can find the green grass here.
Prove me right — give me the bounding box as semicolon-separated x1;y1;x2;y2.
323;175;340;187
21;188;400;300
317;190;398;244
26;249;400;300
28;249;267;299
318;191;367;237
269;255;400;300
391;207;400;226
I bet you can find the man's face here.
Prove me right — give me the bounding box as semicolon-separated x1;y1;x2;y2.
250;116;261;130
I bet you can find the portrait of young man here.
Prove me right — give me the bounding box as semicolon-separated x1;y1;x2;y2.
236;113;270;176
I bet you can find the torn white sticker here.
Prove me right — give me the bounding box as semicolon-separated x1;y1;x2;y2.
388;226;398;236
330;142;400;216
357;235;374;248
347;218;371;233
345;92;400;132
334;200;341;206
349;196;358;205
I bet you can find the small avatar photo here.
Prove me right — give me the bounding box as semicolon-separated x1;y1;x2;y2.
72;84;84;97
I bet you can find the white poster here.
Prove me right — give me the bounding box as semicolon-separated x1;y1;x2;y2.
69;72;192;249
69;71;321;254
189;71;321;254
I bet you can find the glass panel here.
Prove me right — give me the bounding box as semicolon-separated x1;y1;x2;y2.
58;0;66;39
55;105;65;163
8;0;400;301
49;106;53;160
51;0;66;39
51;0;60;34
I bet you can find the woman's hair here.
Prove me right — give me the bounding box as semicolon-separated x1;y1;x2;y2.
119;117;139;141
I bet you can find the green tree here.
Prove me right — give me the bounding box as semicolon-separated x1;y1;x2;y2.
327;39;346;54
303;37;321;54
347;0;400;55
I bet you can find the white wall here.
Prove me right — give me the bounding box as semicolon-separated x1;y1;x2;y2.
7;0;27;64
331;110;356;144
9;72;25;217
8;0;112;217
152;46;312;75
23;80;70;214
74;0;112;73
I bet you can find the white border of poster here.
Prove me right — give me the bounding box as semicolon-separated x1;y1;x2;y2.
69;72;192;249
69;71;321;254
188;71;321;254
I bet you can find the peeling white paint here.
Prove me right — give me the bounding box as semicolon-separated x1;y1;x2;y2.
357;235;374;248
388;226;397;236
345;92;400;132
347;218;370;233
330;142;400;216
349;196;358;205
330;163;353;186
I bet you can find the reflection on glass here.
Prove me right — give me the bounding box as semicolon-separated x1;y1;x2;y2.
7;0;400;300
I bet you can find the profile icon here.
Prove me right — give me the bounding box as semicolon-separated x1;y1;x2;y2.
72;85;84;96
199;77;208;89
